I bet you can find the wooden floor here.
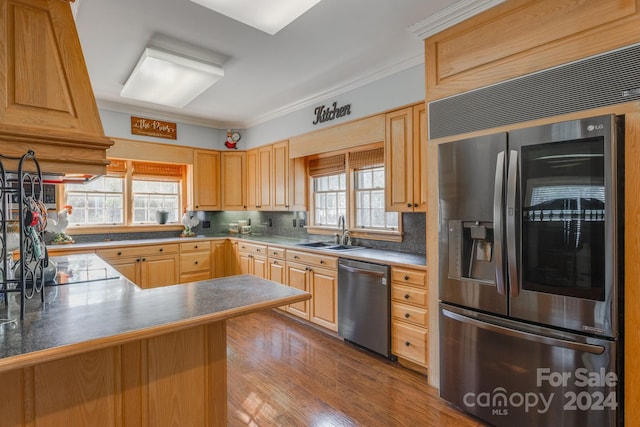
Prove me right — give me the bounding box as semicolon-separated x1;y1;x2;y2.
227;310;485;426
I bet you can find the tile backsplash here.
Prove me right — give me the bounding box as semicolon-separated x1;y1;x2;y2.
63;210;426;255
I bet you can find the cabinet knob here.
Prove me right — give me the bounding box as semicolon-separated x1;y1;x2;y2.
407;203;412;208
414;203;418;207
320;260;324;264
404;313;410;319
405;341;411;347
273;252;277;255
159;248;163;252
195;261;199;265
195;245;198;249
294;255;299;259
404;275;410;281
404;294;410;299
256;248;261;252
142;258;146;262
273;261;278;265
117;251;122;256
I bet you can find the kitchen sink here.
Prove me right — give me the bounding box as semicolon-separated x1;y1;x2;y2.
296;242;365;251
323;244;365;251
296;241;334;248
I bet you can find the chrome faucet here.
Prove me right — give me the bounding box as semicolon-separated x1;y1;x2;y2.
337;215;351;245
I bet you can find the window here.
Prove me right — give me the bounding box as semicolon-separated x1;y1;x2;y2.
64;159;186;227
308;146;400;239
313;173;346;227
354;166;398;230
132;180;180;223
66;176;124;225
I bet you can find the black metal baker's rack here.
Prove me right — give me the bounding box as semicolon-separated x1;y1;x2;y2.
0;150;48;322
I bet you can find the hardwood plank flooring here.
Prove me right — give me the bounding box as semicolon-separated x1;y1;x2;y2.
227;310;485;426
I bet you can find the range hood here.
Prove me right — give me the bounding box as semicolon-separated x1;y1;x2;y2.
0;0;113;177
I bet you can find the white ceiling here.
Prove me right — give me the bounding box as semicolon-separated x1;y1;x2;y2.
73;0;485;129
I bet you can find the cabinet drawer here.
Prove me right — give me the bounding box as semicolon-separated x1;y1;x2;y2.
237;242;267;256
286;249;337;269
180;251;212;273
391;267;426;287
391;283;428;307
267;246;286;259
392;302;428;327
97;243;179;260
179;271;212;284
392;320;427;366
180;241;211;253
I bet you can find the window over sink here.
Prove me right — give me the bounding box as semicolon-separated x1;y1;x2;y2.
307;145;400;240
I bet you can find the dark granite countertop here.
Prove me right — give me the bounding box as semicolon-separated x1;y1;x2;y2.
0;254;310;372
51;234;426;268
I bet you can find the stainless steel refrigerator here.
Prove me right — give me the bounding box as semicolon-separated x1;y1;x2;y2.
438;115;623;426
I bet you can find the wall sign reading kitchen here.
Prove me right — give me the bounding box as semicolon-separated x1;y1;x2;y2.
131;116;177;140
312;101;351;125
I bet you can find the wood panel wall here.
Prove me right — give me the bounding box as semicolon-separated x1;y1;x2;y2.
425;0;640;101
0;322;227;427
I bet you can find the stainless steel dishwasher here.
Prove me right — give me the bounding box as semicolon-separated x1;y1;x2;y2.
338;258;391;358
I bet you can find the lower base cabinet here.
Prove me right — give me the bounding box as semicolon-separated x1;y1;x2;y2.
390;266;428;370
97;244;179;289
285;250;338;332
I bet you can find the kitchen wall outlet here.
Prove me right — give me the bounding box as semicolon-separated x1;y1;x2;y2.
202;220;211;228
268;218;273;227
247;219;251;226
299;219;305;227
292;219;297;227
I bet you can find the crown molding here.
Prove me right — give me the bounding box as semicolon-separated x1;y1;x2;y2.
96;99;243;130
407;0;505;40
244;53;424;128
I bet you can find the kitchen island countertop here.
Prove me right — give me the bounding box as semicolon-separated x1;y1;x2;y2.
0;254;310;373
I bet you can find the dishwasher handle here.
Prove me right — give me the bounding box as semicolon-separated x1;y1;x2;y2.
339;263;386;278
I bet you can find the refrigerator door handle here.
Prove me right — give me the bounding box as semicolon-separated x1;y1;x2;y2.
506;150;520;297
442;308;605;355
493;151;505;295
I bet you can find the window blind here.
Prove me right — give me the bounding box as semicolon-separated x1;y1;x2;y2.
131;161;184;178
308;154;346;177
348;147;384;169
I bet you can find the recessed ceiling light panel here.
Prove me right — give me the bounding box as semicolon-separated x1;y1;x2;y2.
190;0;322;35
121;47;224;108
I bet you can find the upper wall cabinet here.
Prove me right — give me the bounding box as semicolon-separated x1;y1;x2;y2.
385;103;427;212
193;149;221;211
0;0;113;174
425;0;640;101
221;151;247;210
272;140;290;211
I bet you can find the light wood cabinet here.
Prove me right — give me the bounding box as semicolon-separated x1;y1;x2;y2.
179;241;212;283
0;0;113;176
193;150;221;211
211;240;227;278
272;141;289;211
247;141;290;211
285;250;338;331
289;156;308;211
267;246;287;284
97;244;179;288
390;266;428;369
237;242;268;279
285;261;311;320
385;103;427;212
246;146;273;210
221;151;247;210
